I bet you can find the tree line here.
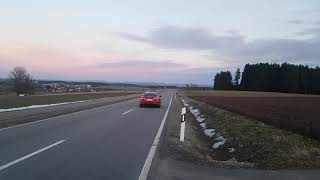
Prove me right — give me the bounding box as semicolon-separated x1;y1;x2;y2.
214;63;320;94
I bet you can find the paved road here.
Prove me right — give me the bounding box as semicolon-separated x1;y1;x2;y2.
0;90;173;180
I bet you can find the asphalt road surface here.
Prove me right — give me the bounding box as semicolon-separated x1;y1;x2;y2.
0;90;173;180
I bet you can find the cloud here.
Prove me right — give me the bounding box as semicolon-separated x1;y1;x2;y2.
120;26;245;51
120;26;320;64
287;19;306;25
0;44;223;84
81;60;217;84
0;43;128;80
287;19;320;26
97;60;185;69
92;60;188;76
292;8;320;15
298;27;320;37
118;33;147;42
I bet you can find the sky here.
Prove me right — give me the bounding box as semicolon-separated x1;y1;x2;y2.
0;0;320;85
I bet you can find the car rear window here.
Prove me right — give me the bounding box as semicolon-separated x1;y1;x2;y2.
144;93;158;97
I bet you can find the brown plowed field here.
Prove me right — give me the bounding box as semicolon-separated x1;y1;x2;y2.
190;96;320;139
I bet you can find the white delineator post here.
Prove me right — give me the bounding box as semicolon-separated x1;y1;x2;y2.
180;107;186;142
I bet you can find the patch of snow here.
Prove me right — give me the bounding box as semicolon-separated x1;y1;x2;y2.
228;147;236;153
0;100;89;113
204;129;215;137
196;117;205;123
212;138;227;149
227;157;237;162
190;109;199;116
182;98;228;150
199;123;206;129
215;136;225;141
181;99;189;107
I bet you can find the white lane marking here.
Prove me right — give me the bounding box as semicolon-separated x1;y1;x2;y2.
0;96;140;132
0;140;66;171
138;93;173;180
122;109;134;115
0;100;92;113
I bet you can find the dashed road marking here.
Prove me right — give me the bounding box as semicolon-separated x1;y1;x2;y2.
122;109;134;115
0;139;66;172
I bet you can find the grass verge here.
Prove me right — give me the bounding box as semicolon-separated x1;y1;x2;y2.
0;91;140;109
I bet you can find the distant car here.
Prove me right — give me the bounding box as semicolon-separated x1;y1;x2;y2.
140;92;161;108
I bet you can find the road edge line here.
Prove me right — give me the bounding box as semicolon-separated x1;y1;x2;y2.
138;93;173;180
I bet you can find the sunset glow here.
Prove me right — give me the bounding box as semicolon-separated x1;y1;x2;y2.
1;0;319;85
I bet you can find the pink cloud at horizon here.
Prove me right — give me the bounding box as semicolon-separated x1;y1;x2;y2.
0;44;219;84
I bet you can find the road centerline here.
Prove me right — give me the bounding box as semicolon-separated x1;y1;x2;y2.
122;109;134;115
0;139;66;172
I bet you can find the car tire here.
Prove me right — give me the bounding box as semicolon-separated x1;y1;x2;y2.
140;104;143;108
158;105;161;108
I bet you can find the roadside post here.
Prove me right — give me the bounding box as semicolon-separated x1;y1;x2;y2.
180;107;186;142
125;85;127;96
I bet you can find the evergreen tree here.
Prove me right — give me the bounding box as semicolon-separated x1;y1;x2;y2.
234;68;241;88
214;71;233;90
235;62;320;94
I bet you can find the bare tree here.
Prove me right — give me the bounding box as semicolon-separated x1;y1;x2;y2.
9;67;35;95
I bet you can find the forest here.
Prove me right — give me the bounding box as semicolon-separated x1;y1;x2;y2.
214;63;320;94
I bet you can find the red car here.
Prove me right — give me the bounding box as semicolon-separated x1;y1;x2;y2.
140;92;161;108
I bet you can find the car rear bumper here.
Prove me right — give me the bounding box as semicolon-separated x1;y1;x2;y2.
140;100;161;106
140;102;160;105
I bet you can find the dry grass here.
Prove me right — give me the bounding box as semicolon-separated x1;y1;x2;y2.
187;98;320;169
